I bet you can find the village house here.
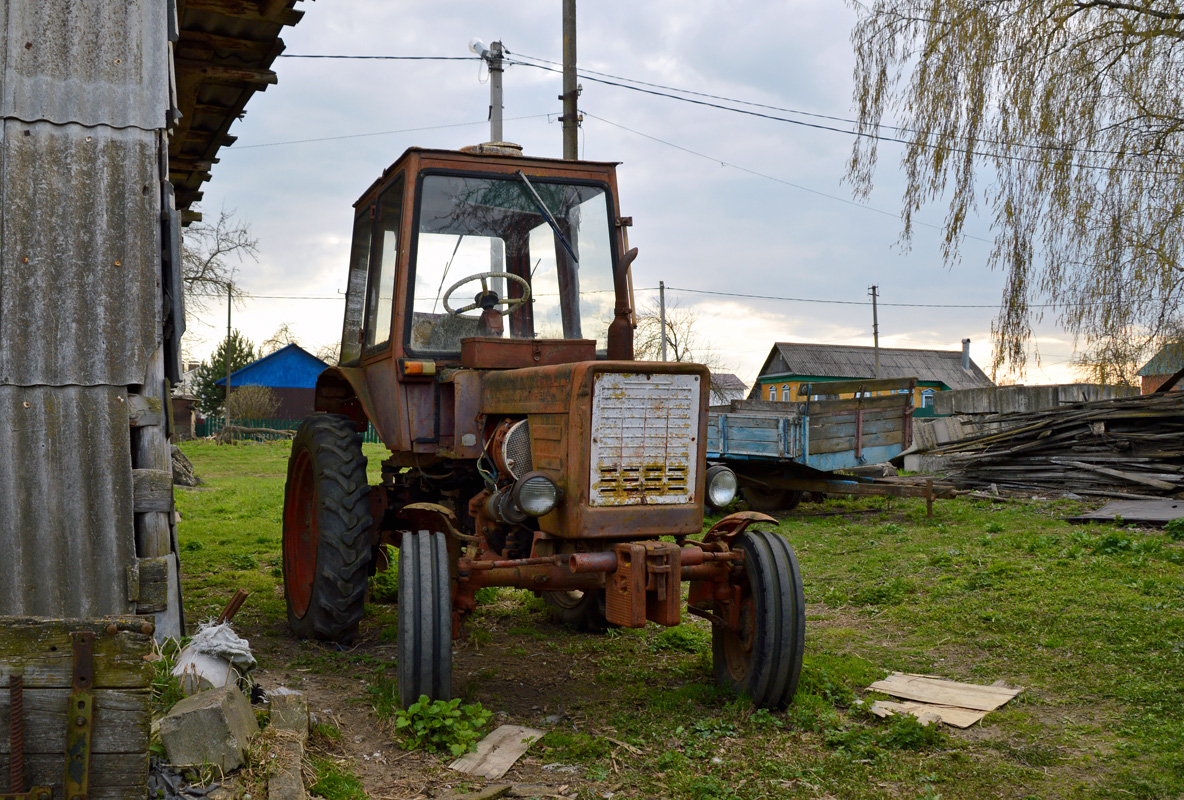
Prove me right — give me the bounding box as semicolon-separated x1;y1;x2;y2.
750;340;994;415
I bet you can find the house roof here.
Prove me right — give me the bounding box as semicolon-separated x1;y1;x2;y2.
171;1;305;218
755;342;994;391
1138;343;1184;377
710;372;748;393
216;343;328;389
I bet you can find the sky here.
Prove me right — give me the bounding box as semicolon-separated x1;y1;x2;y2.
187;0;1083;387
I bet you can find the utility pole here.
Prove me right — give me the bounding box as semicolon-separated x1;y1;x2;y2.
489;41;504;142
659;281;668;361
561;0;579;159
225;282;233;434
868;284;880;379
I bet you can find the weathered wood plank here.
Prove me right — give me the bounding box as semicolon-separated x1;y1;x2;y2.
810;431;903;456
132;469;174;513
809;417;904;441
0;689;149;754
869;673;1021;711
808;394;913;414
132;557;170;612
449;725;545;779
0;753;147;799
0;618;153;689
125;393;163;428
800;377;917;397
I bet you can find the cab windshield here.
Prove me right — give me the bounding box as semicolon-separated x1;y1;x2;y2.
408;173;617;355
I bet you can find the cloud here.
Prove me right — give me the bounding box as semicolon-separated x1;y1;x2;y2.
186;1;1074;386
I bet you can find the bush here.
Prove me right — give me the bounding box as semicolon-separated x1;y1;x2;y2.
1165;518;1184;542
227;384;281;420
394;696;492;755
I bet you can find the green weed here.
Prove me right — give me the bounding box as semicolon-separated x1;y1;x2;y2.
308;756;366;800
394;696;493;756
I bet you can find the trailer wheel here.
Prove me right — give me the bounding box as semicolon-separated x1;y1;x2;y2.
282;413;373;642
398;530;453;708
543;590;610;632
742;486;803;513
713;529;805;709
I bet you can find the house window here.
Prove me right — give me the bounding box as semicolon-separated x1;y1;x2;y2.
921;389;936;408
782;384;790;401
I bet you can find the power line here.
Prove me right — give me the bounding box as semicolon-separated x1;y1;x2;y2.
507;50;1151;164
583;112;994;245
508;59;1175;176
279;54;479;61
276;50;1175;170
662;285;1068;309
230;114;552;150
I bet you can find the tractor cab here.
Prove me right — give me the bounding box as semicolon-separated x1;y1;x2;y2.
338;146;631;369
283;145;805;713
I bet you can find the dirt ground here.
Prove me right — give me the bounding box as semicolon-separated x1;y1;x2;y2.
246;598;632;800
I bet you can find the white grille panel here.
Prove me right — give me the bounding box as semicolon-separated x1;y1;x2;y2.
589;372;700;506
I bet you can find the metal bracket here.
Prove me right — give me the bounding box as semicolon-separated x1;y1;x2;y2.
64;632;95;800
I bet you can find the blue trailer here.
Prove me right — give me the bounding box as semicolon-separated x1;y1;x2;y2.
707;377;922;511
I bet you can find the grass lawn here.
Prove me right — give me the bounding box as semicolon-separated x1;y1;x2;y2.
176;439;1184;800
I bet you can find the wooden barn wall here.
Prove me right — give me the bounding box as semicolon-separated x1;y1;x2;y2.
0;0;173;621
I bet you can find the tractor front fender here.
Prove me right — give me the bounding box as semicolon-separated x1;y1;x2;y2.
315;366;379;435
703;510;779;546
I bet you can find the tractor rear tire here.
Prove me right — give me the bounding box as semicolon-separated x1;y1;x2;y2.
712;529;805;709
398;530;453;708
282;413;373;642
742;486;803;513
543;589;610;633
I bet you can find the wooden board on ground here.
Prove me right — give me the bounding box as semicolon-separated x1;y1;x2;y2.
1065;498;1184;524
869;672;1021;712
450;725;546;780
869;700;988;729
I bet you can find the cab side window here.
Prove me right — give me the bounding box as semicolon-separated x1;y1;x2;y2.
338;210;373;366
365;176;405;352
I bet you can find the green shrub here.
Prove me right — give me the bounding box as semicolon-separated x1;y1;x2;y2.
1165;518;1184;541
370;545;399;603
394;695;493;756
650;625;710;653
150;639;184;715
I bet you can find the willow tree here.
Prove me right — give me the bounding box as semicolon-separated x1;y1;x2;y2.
848;0;1184;375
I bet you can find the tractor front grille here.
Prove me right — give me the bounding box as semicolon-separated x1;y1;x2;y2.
588;372;700;506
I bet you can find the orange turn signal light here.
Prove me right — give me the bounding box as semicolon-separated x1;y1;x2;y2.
402;360;436;377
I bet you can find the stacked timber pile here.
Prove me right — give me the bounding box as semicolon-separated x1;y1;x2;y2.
928;391;1184;498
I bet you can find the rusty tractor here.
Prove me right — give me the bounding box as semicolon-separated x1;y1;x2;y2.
281;143;805;709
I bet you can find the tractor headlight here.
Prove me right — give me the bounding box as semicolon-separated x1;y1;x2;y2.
511;472;561;517
704;465;738;510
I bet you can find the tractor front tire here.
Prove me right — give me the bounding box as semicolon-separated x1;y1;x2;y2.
282;413;373;642
712;529;805;709
398;530;453;708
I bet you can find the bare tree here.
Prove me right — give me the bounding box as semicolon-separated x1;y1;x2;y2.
261;322;301;356
182;206;259;316
313;341;340;367
848;0;1184;376
633;299;730;373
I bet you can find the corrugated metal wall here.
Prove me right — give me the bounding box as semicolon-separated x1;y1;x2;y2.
0;386;136;615
1;0;168;617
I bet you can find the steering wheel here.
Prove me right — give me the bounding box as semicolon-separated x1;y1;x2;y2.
442;271;532;316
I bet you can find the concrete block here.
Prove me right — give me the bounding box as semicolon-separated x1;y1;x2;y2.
159;686;260;771
267;738;305;800
268;688;308;738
